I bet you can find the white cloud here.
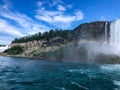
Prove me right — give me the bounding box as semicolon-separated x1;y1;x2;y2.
35;10;63;23
35;8;84;29
2;0;12;9
0;0;84;44
0;36;13;45
0;3;51;36
36;15;53;23
37;1;43;7
35;0;84;29
57;5;66;11
47;0;64;7
0;1;52;45
75;11;84;20
0;19;24;37
100;16;106;21
54;15;75;22
67;4;73;9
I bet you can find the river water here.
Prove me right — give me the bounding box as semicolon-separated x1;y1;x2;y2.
0;56;120;90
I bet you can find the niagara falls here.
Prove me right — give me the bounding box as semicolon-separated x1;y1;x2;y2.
0;0;120;90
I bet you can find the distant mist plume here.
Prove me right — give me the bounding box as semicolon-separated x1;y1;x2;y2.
63;40;120;63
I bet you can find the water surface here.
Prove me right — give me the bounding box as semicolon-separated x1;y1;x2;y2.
0;56;120;90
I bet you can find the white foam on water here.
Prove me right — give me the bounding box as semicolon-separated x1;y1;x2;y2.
113;80;120;90
114;80;120;86
100;64;120;71
71;82;88;90
54;87;66;90
69;69;82;72
68;69;88;74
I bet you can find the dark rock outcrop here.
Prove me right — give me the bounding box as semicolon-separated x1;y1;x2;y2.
74;21;110;41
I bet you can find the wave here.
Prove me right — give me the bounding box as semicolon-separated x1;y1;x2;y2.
54;87;66;90
100;64;120;71
113;80;120;90
68;69;85;74
71;82;88;90
113;80;120;86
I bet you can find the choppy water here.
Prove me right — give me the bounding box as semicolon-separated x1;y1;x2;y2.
0;56;120;90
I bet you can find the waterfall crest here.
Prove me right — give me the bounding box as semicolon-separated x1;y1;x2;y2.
109;19;120;54
110;19;120;45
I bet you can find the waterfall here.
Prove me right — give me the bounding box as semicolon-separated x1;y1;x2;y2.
109;19;120;54
110;19;120;45
0;45;8;52
104;22;108;44
104;21;108;42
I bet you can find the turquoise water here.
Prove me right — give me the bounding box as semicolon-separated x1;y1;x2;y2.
0;56;120;90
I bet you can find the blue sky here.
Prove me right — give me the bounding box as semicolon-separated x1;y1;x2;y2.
0;0;120;45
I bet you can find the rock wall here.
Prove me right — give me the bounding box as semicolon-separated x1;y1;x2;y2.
74;21;110;42
8;21;111;58
10;37;64;49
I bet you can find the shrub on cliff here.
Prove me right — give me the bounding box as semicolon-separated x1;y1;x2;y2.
4;46;24;55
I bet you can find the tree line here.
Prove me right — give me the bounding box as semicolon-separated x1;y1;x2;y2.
12;29;75;43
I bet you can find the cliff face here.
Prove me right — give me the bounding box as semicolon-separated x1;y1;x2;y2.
8;37;65;57
5;21;111;60
74;21;110;41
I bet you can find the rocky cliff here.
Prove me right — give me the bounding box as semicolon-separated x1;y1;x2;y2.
74;21;110;41
4;21;114;63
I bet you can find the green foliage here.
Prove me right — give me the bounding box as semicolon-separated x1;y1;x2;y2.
12;29;75;43
4;46;24;55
